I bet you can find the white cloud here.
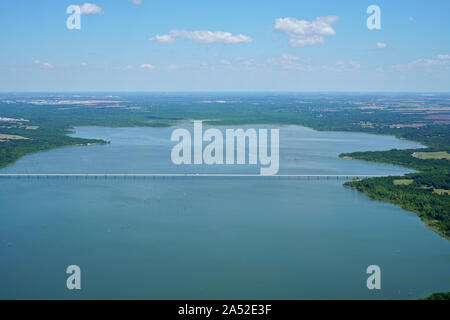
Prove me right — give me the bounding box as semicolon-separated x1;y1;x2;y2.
140;64;156;70
80;3;103;15
281;53;300;66
150;34;176;43
130;0;142;4
376;42;387;49
393;55;450;72
149;30;252;44
268;53;312;71
34;60;54;69
167;64;178;71
348;60;360;69
321;60;360;72
274;16;338;47
219;59;231;65
412;59;449;67
80;62;88;67
236;57;256;67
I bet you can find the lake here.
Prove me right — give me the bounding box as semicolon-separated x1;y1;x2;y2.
0;124;449;299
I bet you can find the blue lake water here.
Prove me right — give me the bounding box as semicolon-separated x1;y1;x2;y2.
0;124;449;299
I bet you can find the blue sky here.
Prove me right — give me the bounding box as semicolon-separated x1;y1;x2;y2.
0;0;449;91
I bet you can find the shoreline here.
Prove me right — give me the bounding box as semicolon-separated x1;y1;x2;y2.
344;183;449;241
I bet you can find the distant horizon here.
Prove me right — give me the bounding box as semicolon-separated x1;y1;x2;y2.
1;91;450;94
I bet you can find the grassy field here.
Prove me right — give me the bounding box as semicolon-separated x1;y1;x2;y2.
393;179;414;185
434;189;450;195
0;134;28;140
412;151;450;160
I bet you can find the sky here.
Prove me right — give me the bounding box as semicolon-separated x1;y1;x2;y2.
0;0;449;92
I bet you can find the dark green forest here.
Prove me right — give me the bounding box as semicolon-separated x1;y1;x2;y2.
422;292;450;300
343;172;450;239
